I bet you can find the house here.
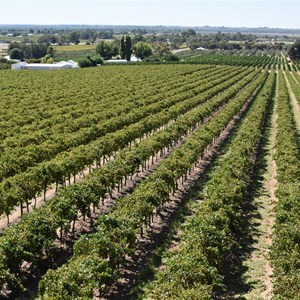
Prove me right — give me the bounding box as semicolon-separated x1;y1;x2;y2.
104;56;142;64
12;60;79;70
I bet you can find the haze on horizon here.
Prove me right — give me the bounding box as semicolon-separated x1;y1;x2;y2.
0;0;299;30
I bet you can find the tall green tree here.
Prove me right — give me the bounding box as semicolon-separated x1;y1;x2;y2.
125;35;132;61
120;36;126;59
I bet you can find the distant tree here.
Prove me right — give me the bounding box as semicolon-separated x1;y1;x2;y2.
78;57;93;68
133;42;152;59
181;29;196;41
89;55;103;65
69;31;80;44
162;53;179;62
30;43;48;58
235;32;243;41
79;29;96;41
125;35;132;61
288;41;300;60
169;34;185;50
78;55;103;68
187;36;201;50
154;42;171;58
37;34;58;44
120;36;126;59
96;41;118;60
132;34;145;44
132;28;147;35
9;42;48;59
47;45;55;57
58;35;70;45
22;37;31;43
98;31;114;39
12;32;21;37
9;48;24;60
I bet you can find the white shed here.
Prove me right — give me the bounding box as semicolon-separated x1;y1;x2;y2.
104;56;142;64
12;60;79;70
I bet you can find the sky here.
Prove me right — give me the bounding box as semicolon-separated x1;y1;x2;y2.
0;0;299;29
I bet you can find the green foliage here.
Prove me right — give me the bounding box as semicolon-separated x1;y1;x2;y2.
37;68;266;298
0;57;14;69
146;70;275;299
270;71;300;299
37;34;58;44
154;42;171;58
96;40;118;60
120;35;126;59
39;256;116;299
25;58;41;63
125;35;132;61
69;31;80;45
77;57;94;68
9;41;48;59
0;65;280;298
9;47;24;60
184;53;276;68
162;53;179;62
133;41;152;59
181;29;197;40
288;40;300;60
0;64;236;293
40;54;54;63
46;45;55;57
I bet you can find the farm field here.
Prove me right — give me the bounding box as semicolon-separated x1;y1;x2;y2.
0;58;299;299
53;44;97;61
54;44;96;52
0;34;41;43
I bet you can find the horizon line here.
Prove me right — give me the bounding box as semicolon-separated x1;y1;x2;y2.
0;24;300;31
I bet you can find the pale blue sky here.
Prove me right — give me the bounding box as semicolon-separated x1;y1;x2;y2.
0;1;299;29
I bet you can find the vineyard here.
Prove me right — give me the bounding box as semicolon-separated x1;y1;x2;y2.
0;57;299;299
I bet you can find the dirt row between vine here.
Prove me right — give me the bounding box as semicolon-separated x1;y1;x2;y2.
284;71;300;132
240;70;299;300
234;75;278;300
104;90;260;300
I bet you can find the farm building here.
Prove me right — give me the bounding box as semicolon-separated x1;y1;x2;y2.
105;56;142;64
12;60;79;70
